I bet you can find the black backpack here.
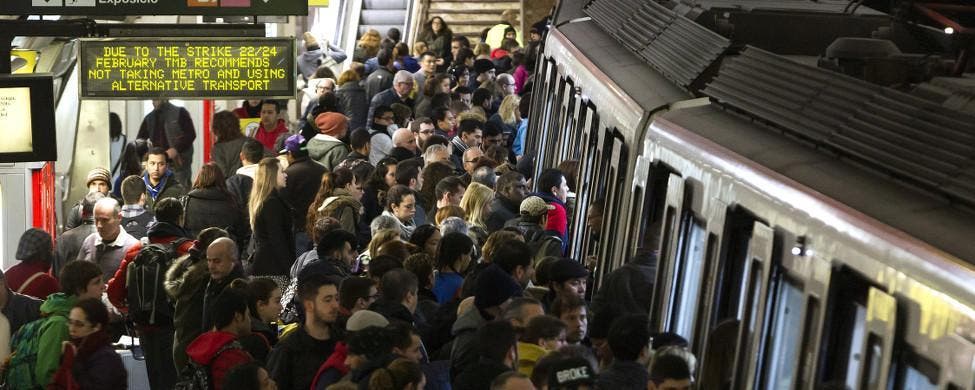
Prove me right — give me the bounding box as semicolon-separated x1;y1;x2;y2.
173;340;242;390
126;238;190;325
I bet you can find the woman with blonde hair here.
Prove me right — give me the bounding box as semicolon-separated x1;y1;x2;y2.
459;182;494;247
354;29;382;62
489;94;522;145
473;42;491;60
248;157;296;277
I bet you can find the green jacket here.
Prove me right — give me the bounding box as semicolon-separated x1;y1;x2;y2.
307;134;350;172
37;293;76;387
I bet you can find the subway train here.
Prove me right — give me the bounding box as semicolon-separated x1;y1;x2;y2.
527;0;975;388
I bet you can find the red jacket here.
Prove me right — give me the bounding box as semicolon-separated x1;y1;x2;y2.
106;236;194;312
254;119;288;152
186;331;253;390
5;261;59;300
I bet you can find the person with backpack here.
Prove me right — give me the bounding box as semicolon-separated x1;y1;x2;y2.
165;228;232;370
6;260;103;389
106;198;194;390
506;196;564;264
50;297;127;390
183;286;254;390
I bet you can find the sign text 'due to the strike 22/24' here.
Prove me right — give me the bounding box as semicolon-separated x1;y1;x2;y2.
79;39;295;99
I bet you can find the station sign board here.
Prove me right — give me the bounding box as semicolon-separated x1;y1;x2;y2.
0;75;57;163
79;38;295;100
2;0;307;16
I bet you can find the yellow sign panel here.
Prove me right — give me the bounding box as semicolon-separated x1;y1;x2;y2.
78;38;295;99
309;0;328;5
240;118;262;137
11;49;39;74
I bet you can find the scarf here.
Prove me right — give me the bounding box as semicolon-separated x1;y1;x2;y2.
143;170;171;200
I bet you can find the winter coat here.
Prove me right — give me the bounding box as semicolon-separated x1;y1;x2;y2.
449;305;488;380
311;342;348;390
5;261;60;302
36;293;76;387
250;190;297;277
485;194;520;233
239;316;277;364
254;120;289;152
364;67;394;102
306;135;349;173
316;189;362;237
367;89;414;128
105;222;194;314
165;251;210;370
381;209;415;240
595;360;650;390
281;156;327;233
186;331;253;390
267;325;337;390
202;268;244;331
452;358;512;390
516;342;548;376
417;29;453;60
592;252;657;316
54;224;96;280
210;137;247;177
336;82;369;131
143;171;187;212
183;187;248;241
56;330;127;390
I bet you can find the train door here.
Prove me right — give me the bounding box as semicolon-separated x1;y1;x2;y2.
595;131;628;282
526;56;557;167
569;102;598;259
695;207;775;389
818;266;898;389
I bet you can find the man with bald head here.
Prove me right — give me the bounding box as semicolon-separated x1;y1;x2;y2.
392;127;420;155
77;197;140;279
203;237;244;329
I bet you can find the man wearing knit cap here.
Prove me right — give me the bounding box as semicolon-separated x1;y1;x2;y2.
7;228;60;300
368;70;415;128
281;133;327;253
450;264;522;380
307;112;350;171
472;59;497;90
64;167;113;230
546;258;589;302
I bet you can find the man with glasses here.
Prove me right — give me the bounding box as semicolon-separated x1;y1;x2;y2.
368;70;415;128
411;117;437;149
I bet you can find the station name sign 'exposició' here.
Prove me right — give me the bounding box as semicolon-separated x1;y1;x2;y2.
3;0;307;16
79;38;295;99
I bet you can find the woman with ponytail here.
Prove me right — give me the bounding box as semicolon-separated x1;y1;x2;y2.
248;157;296;277
306;167;366;238
368;358;425;390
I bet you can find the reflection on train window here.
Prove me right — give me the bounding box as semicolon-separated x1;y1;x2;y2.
637;164;673;251
861;334;883;388
671;215;707;341
712;207;756;324
761;278;805;388
818;266;873;386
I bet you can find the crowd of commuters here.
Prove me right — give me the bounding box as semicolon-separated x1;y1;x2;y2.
5;11;702;390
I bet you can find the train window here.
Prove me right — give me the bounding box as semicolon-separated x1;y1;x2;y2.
818;266;874;386
711;207;756;324
636;164;673;251
670;215;708;341
761;278;805;388
890;353;939;390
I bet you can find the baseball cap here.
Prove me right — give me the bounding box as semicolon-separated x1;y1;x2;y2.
548;356;596;389
520;196;555;217
279;134;306;154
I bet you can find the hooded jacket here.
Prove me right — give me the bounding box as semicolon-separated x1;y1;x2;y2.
310;342;349;390
36;293;76;387
165;250;210;370
317;190;362;236
186;331;253;390
516;342;548;376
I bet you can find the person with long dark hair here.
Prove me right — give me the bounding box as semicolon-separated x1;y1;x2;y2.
210;110;249;177
417;16;454;62
432;232;474;304
306;167;365;237
248;158;296;277
108;112;126;180
111;139;148;199
183;162;249;241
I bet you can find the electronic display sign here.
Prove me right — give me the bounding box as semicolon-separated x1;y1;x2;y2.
2;0;307;16
0;75;57;163
79;38;295;100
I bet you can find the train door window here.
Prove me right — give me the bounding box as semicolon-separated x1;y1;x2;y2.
636;163;674;252
890;353;938;390
670;215;708;341
819;267;897;389
761;277;806;388
711;207;757;323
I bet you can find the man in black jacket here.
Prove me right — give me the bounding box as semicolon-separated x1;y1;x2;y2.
267;274;341;390
137;100;197;187
453;320;518;390
485;171;528;232
280;134;327;253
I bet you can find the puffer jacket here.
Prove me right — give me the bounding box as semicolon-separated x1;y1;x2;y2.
182;187;248;241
